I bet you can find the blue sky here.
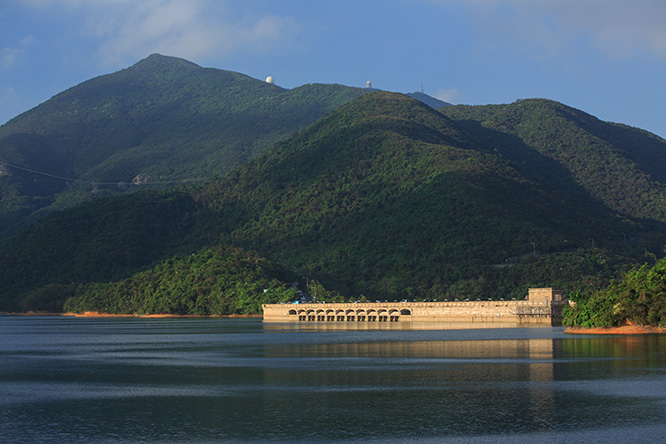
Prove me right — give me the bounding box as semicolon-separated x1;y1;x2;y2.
2;0;665;138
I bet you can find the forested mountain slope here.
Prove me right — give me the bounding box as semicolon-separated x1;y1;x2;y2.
440;100;666;222
0;54;366;238
3;92;666;313
192;93;655;299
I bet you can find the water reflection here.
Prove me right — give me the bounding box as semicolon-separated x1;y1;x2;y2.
262;320;543;331
260;336;565;438
2;317;666;443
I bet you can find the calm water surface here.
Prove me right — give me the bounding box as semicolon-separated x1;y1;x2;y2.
2;316;666;443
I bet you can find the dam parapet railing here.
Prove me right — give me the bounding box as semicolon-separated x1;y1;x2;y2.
263;288;568;327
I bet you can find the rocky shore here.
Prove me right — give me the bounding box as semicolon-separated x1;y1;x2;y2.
565;322;666;334
4;311;262;318
64;312;262;318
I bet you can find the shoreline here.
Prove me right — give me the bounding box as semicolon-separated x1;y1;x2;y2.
564;324;666;334
2;311;262;319
5;312;664;332
66;312;263;319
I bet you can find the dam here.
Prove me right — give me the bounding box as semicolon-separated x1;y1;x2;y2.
262;288;567;326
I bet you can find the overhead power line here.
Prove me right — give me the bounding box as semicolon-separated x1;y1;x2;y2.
0;162;207;186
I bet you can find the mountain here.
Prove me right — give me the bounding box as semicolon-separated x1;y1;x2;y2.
406;91;451;109
440;99;666;223
2;91;666;313
0;54;366;239
191;93;652;298
0;54;451;240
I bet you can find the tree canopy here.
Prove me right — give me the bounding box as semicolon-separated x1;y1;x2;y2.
3;92;666;314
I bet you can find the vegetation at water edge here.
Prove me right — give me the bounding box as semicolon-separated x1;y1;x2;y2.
564;254;666;328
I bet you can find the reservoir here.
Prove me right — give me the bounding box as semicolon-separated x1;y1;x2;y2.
2;316;666;443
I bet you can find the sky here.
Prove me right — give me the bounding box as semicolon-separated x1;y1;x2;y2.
1;0;665;138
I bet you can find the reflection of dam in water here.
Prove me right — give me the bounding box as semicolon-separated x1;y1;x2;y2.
263;288;567;326
267;337;563;362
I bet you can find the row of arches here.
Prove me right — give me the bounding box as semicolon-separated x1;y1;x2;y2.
288;308;412;322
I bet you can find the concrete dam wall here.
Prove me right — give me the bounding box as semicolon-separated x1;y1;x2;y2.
263;288;568;327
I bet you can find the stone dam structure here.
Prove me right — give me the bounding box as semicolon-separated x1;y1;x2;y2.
262;288;568;326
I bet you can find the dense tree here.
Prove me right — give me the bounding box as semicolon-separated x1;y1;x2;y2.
0;54;367;239
60;245;299;315
564;254;666;328
2;92;666;314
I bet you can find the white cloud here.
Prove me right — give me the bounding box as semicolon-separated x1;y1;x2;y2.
0;49;19;70
0;36;37;71
427;0;666;59
0;86;17;101
61;0;301;68
560;1;666;58
435;88;458;104
17;0;301;67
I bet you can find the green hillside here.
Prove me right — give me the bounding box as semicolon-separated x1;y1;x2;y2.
60;245;299;316
2;92;666;314
0;54;366;238
563;254;666;328
440;99;666;222
194;93;651;299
